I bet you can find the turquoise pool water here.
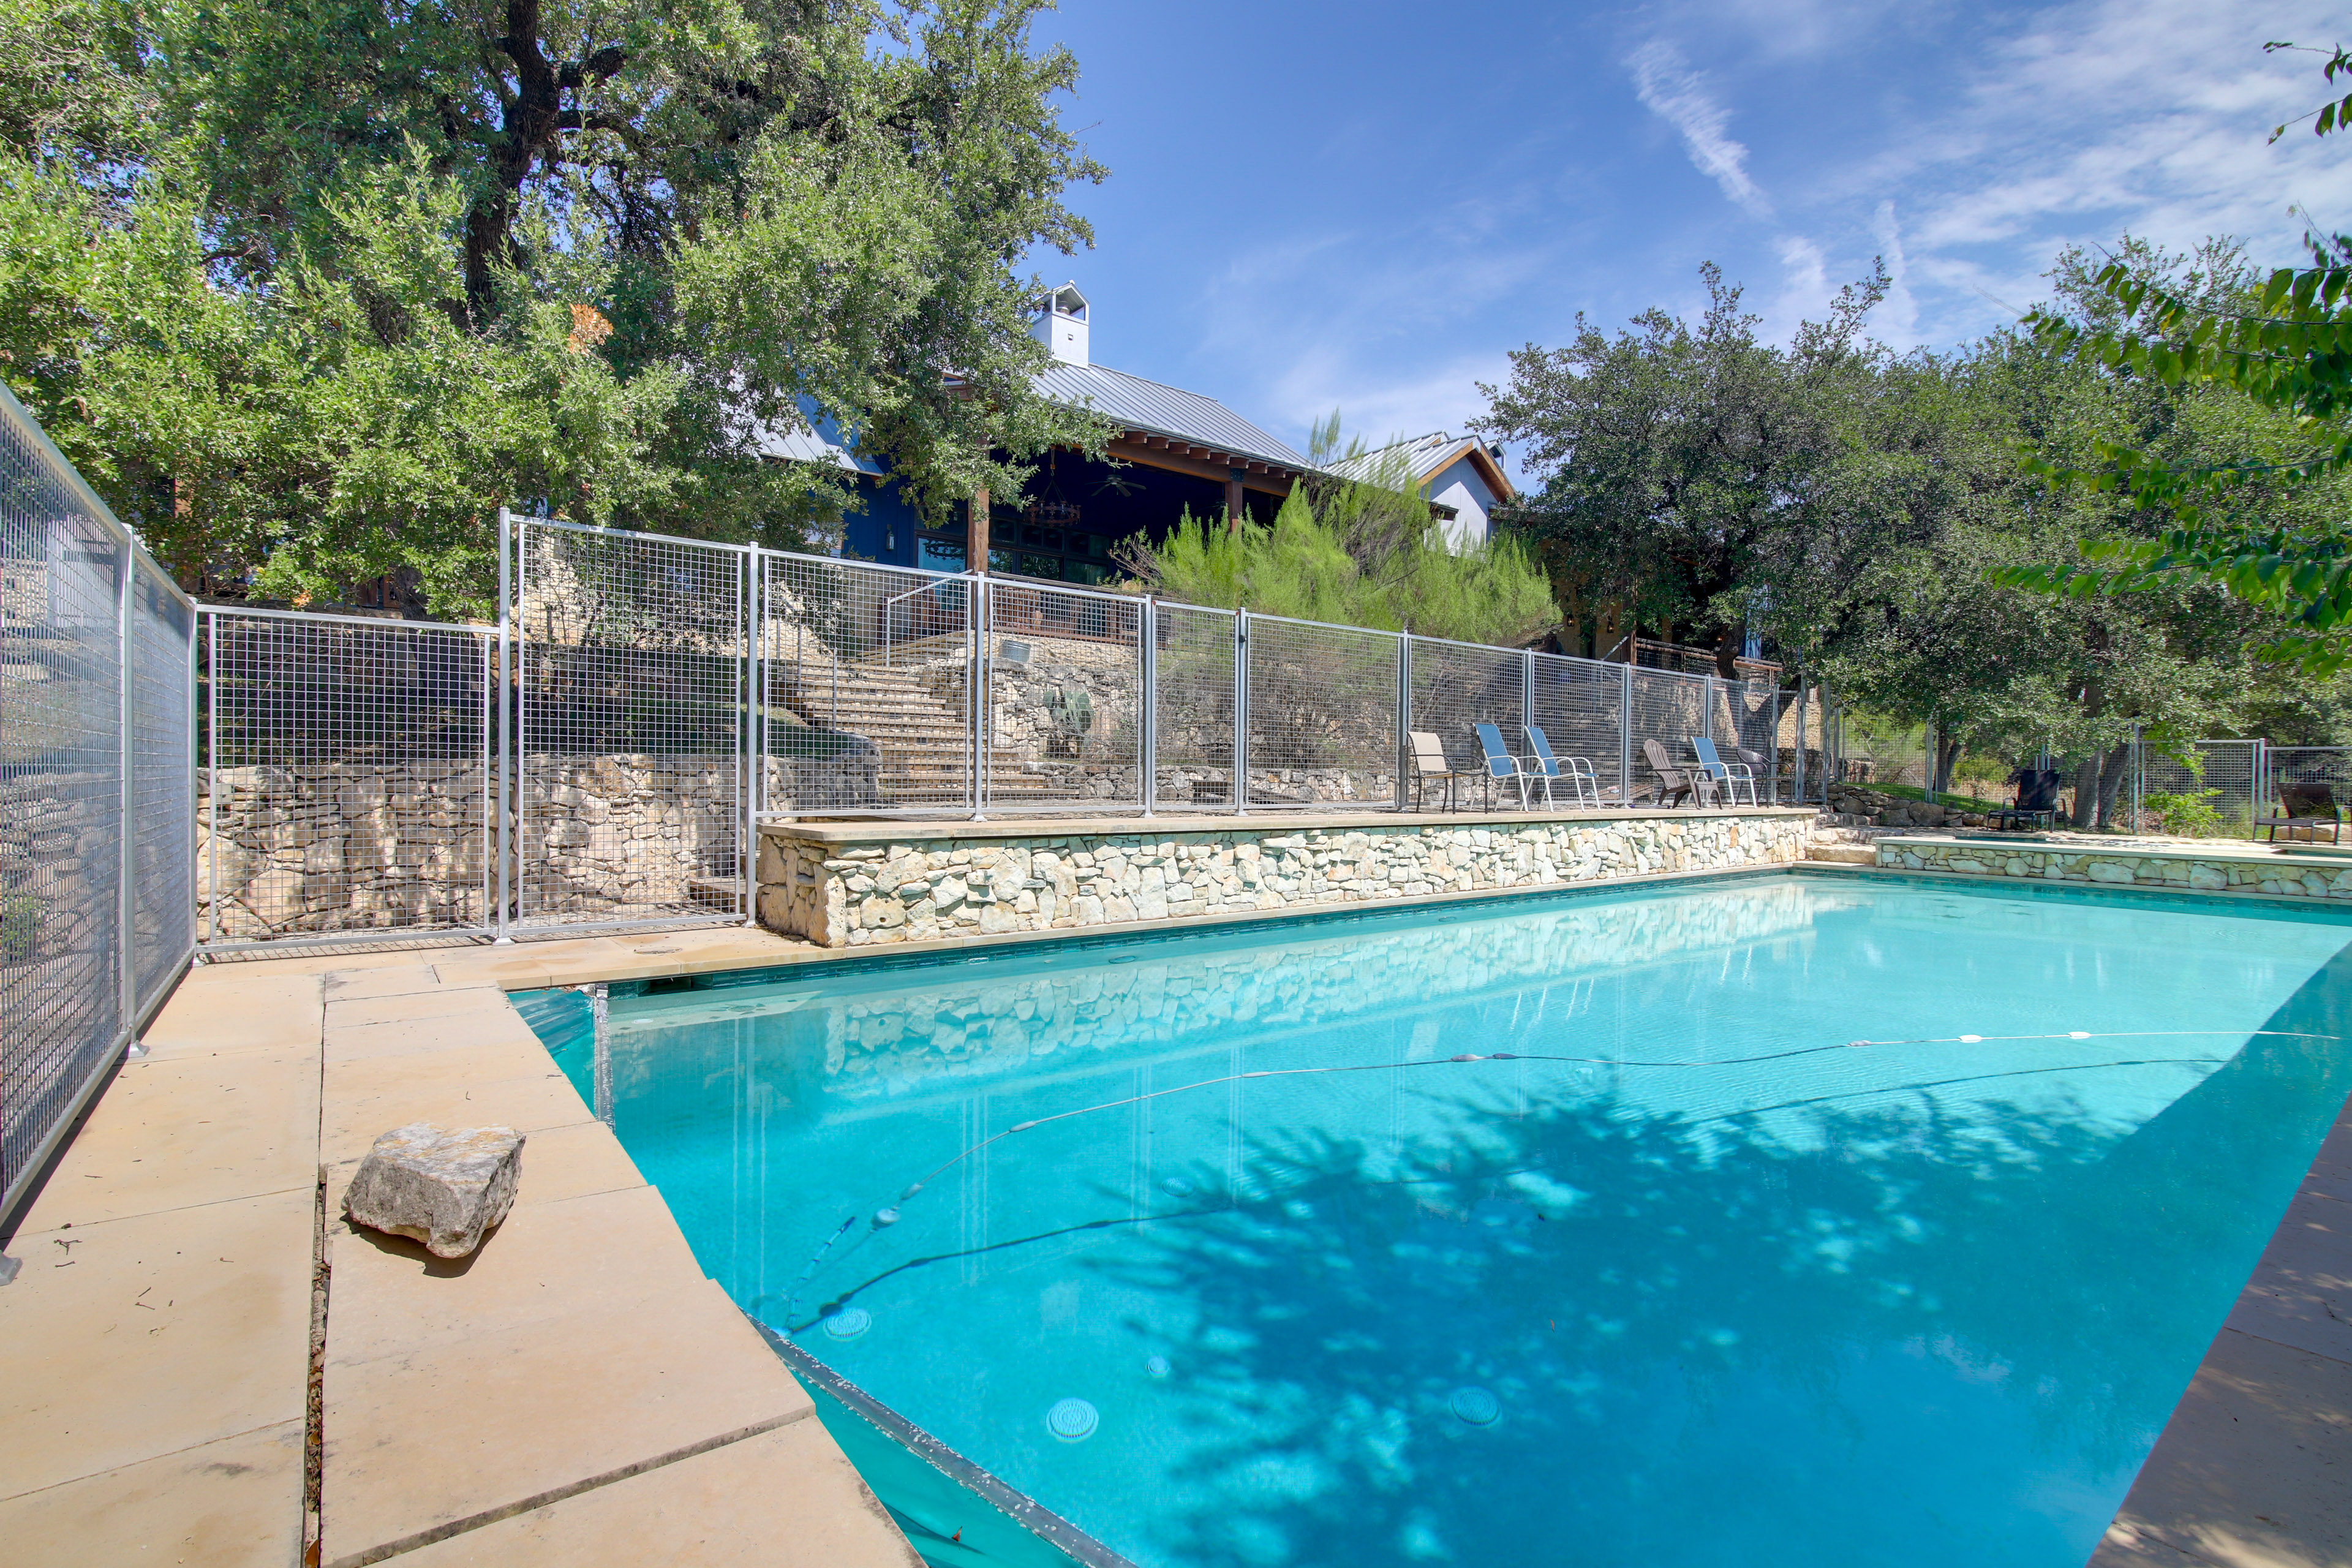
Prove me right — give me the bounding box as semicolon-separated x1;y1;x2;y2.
518;872;2352;1568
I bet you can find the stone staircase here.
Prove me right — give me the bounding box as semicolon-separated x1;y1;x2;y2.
774;652;1053;807
1804;816;1885;865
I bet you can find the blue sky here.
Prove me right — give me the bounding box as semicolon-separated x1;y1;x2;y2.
1030;0;2352;477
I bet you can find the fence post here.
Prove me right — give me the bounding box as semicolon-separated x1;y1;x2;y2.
1619;663;1634;807
1924;718;1937;804
1394;633;1411;812
1521;649;1535;770
740;548;757;924
1141;596;1158;818
972;575;989;822
2131;723;2143;835
1234;610;1250;815
495;507;514;941
204;609;219;947
1793;680;1807;805
2255;739;2269;839
116;537;136;1027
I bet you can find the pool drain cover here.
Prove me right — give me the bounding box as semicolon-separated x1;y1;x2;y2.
1047;1398;1099;1442
822;1307;872;1341
1450;1386;1501;1426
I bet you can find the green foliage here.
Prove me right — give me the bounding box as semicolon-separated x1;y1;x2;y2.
1;893;44;960
1126;459;1558;647
1476;261;1904;669
1994;40;2352;672
0;0;1112;614
2144;790;2226;837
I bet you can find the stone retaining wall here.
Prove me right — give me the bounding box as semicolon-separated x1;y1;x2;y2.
756;808;1815;949
1877;836;2352;902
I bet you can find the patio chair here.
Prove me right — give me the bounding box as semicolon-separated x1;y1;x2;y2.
1642;738;1714;809
1691;737;1758;806
2260;780;2344;845
1992;767;2062;831
1407;730;1470;812
1524;726;1601;809
1472;722;1535;809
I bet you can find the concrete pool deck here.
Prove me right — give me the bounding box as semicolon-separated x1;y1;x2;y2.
0;922;924;1568
5;865;2352;1566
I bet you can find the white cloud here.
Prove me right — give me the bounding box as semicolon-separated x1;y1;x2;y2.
1627;40;1773;217
1832;0;2352;341
1765;235;1833;337
1871;200;1919;345
1267;350;1510;456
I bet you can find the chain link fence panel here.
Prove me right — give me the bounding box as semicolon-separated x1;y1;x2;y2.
984;579;1144;813
1150;602;1236;810
513;518;747;929
1243;614;1401;809
760;552;974;815
200;609;492;944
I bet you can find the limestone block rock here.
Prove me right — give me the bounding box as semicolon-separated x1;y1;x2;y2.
343;1123;525;1258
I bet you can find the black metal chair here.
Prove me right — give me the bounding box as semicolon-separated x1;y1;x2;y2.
1993;768;2062;831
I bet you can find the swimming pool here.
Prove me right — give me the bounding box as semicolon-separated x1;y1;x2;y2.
518;871;2352;1568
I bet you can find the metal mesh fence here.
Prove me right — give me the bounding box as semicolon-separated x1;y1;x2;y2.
984;578;1144;812
1243;614;1401;809
1627;669;1713;804
760;551;973;814
1152;601;1236;809
2261;745;2347;837
2;383;193;1219
513;518;747;928
1408;636;1525;806
202;609;492;942
1531;654;1629;804
2139;739;2261;838
130;562;194;997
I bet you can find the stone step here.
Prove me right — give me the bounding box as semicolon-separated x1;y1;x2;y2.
1805;843;1878;865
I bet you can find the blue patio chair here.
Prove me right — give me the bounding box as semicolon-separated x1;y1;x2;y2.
1523;726;1600;809
1690;736;1758;806
1472;722;1534;809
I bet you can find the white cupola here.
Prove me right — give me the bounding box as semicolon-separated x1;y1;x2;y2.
1032;281;1090;367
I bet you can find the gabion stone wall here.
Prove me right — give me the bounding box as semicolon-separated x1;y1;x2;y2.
198;762;491;939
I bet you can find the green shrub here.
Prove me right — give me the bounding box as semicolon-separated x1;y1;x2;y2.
1;895;45;961
2144;789;2225;838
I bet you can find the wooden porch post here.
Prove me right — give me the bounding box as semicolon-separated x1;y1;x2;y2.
1226;469;1245;532
970;487;990;573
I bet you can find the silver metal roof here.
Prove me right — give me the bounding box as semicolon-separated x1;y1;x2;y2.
1329;431;1469;484
1035;363;1308;472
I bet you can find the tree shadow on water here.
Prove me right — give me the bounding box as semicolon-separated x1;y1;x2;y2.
1084;1024;2351;1568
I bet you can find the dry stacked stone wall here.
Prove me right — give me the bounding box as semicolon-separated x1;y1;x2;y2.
1882;837;2352;901
758;809;1813;949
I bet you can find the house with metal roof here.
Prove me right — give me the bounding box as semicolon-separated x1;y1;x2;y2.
772;282;1318;585
1330;430;1515;551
